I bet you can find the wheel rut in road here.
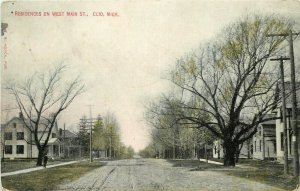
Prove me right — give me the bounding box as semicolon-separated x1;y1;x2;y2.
93;167;116;190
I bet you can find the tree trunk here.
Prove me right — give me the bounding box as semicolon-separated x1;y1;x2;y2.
235;145;240;163
36;149;44;166
223;141;236;166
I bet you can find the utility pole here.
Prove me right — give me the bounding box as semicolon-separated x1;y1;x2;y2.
88;105;94;163
267;31;300;177
270;56;290;175
63;123;66;158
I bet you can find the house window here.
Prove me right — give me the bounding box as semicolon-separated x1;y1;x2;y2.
259;140;262;152
5;145;13;154
52;133;56;138
280;132;284;151
16;145;24;154
13;123;17;128
60;146;64;154
4;132;12;140
254;141;256;152
17;132;24;140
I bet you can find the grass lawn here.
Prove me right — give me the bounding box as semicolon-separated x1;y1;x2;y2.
167;159;224;170
2;161;103;191
1;159;74;173
225;159;297;191
167;159;298;191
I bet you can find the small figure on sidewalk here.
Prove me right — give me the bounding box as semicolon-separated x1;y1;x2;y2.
43;152;48;168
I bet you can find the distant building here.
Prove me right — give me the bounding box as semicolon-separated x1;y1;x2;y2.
1;114;61;159
252;114;277;160
197;142;213;159
59;128;81;158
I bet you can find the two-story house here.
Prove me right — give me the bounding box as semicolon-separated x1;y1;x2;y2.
274;82;300;163
1;114;61;159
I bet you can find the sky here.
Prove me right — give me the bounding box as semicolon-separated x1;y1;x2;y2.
1;0;300;151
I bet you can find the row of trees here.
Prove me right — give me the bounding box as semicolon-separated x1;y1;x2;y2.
141;15;295;166
79;112;134;159
141;95;215;159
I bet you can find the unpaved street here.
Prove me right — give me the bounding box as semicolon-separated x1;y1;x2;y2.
57;159;284;191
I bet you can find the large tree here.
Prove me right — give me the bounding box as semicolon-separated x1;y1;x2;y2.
170;15;292;166
6;64;84;166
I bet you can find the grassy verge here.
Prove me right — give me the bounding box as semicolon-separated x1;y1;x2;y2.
224;159;296;190
2;161;103;191
167;159;224;171
1;160;65;173
167;159;297;190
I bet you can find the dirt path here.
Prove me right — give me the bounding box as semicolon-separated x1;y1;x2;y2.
56;158;285;191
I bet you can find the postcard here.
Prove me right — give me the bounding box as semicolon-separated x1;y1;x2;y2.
1;1;300;190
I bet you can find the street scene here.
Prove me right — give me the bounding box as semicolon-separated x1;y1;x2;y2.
1;1;300;191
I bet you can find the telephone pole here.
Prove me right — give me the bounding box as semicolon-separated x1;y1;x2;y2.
270;56;290;175
88;105;94;163
267;31;300;177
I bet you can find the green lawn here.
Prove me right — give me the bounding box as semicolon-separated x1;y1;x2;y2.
167;159;298;191
1;159;71;173
2;161;103;191
167;159;224;170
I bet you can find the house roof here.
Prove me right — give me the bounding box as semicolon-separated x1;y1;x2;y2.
41;138;60;144
3;116;58;133
60;129;77;138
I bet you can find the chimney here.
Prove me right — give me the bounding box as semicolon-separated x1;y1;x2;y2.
19;112;24;119
59;128;63;136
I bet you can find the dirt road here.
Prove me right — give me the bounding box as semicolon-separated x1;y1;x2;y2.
57;158;284;191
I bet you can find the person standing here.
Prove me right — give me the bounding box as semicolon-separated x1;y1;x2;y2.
43;152;48;168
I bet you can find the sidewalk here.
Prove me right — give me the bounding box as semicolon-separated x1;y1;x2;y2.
199;158;242;167
1;161;78;177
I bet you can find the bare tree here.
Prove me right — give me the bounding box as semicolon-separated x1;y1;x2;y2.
170;15;292;166
144;94;214;159
102;112;121;158
6;64;84;166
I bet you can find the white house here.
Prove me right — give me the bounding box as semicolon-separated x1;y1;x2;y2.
252;114;277;160
1;114;61;159
274;82;300;163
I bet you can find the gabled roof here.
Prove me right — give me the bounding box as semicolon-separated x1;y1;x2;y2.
3;116;58;133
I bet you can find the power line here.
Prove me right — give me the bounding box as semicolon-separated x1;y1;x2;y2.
270;56;290;175
267;31;300;178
